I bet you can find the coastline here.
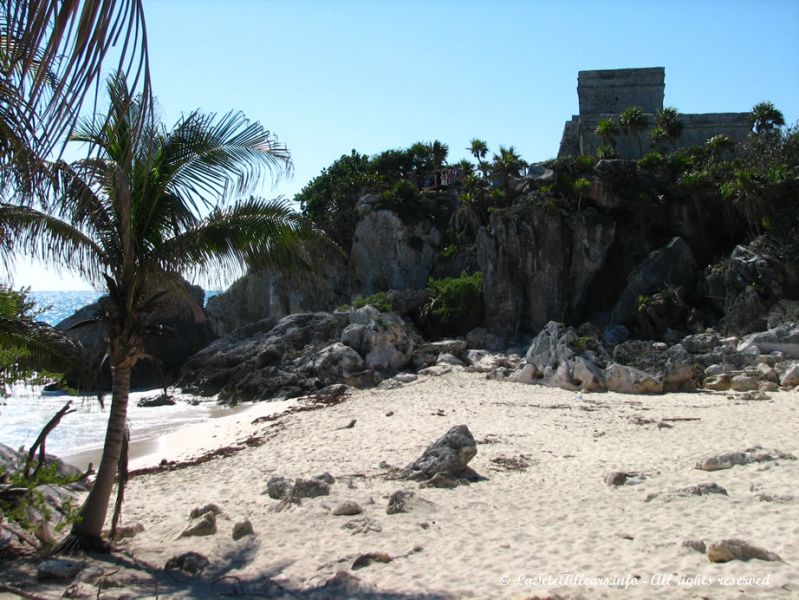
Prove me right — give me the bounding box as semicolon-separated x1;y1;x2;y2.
96;370;798;598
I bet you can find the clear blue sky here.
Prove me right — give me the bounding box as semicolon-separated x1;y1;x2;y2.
11;0;799;290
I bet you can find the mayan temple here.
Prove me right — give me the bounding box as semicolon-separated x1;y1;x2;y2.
558;67;752;158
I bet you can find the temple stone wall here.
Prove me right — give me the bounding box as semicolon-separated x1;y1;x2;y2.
578;67;664;115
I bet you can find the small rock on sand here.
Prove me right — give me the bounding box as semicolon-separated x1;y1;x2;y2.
352;551;392;570
706;539;782;563
386;490;413;514
37;559;85;581
165;551;211;574
333;501;363;516
180;511;217;537
681;539;707;553
232;518;254;540
189;503;223;519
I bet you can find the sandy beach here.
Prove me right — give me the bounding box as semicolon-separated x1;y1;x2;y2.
64;369;797;599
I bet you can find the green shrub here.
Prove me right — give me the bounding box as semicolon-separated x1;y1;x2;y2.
350;291;394;313
423;272;484;336
638;151;665;169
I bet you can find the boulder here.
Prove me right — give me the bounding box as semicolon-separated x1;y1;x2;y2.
386;490;413;515
702;374;731;391
465;327;506;351
604;363;663;394
611;340;697;392
400;425;477;481
730;374;759;392
348;306;415;372
293;477;330;499
737;323;799;359
779;363;799;387
513;321;607;391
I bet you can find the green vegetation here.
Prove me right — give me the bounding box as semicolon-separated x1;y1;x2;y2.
0;460;82;533
422;272;484;337
341;291;395;313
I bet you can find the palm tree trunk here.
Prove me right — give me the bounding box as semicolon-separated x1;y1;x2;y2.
68;358;132;545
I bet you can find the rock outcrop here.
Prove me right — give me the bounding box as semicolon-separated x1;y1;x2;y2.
57;279;214;390
177;307;417;402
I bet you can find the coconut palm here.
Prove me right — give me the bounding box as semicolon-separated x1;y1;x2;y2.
0;0;150;204
467;138;489;178
749;101;785;134
491;145;526;195
2;74;309;550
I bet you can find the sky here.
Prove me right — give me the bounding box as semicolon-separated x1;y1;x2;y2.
8;0;799;290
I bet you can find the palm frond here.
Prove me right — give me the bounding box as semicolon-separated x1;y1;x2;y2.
0;0;151;167
0;202;107;282
157;110;293;211
152;196;313;284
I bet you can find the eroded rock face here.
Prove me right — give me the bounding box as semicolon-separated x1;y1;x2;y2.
477;204;616;335
206;246;350;337
610;236;697;325
351;209;441;296
57;279;214;389
702;244;799;335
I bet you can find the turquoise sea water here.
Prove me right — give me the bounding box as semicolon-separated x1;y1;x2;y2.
1;290;223;467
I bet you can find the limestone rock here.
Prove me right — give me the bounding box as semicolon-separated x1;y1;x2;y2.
165;551;211;574
604;363;663;394
738;323;799;358
293;477;330;499
189;503;223;519
682;539;707;554
779;363;799;387
265;476;292;500
232;519;254;540
386;490;413;515
677;482;728;497
604;471;646;486
351;209;441;295
696;447;796;471
730;374;758;392
707;539;782;563
703;374;730;391
180;511;217;537
400;425;477;481
349;306;415;372
37;559;84;581
333;501;363;516
476;203;616;334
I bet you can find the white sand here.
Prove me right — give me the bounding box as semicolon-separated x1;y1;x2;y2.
112;370;798;598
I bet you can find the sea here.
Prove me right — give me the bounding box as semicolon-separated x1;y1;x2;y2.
0;290;227;469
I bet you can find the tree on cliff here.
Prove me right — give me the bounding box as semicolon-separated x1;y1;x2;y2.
3;75;308;551
468;138;489;178
650;107;682;152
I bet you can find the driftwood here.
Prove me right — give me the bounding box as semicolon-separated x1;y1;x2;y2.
23;401;76;479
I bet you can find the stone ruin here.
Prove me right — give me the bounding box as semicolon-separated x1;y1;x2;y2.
558;67;752;159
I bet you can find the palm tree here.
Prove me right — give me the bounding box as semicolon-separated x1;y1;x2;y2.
619;106;646;157
651;106;682;152
2;75;309;550
595;118;619;153
0;0;150;204
431;140;449;169
468;138;489;177
749;101;785;134
491;145;526;195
